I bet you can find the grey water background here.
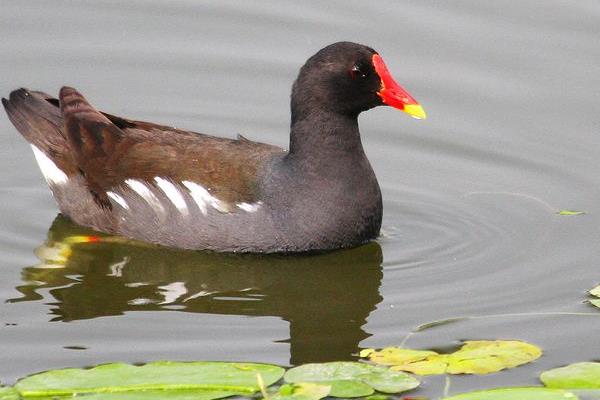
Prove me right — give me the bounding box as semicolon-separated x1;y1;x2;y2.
1;0;599;397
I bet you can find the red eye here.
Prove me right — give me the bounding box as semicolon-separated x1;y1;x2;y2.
350;64;368;80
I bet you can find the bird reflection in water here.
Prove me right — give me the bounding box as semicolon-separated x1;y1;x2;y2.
10;215;383;365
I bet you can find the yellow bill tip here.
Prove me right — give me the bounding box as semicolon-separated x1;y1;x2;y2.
404;104;427;120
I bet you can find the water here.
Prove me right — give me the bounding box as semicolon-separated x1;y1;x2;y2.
1;1;599;397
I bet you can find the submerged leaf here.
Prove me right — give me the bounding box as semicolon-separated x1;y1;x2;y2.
284;362;419;397
15;361;284;397
557;210;585;216
541;362;600;389
364;340;541;375
0;387;19;400
442;387;578;400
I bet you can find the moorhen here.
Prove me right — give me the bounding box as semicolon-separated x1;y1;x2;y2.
3;41;425;253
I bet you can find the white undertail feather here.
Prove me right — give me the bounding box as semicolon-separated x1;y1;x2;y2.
125;179;165;214
30;145;68;185
182;180;228;215
106;191;130;210
154;177;189;216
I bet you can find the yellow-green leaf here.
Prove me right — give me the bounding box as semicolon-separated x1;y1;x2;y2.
557;210;585;216
390;355;449;375
365;347;437;366
363;340;541;376
359;349;375;358
0;387;19;400
590;285;600;298
445;340;542;374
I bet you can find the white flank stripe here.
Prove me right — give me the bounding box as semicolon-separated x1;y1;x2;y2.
236;201;262;212
125;179;165;214
182;181;208;215
107;191;130;209
31;145;68;185
154;177;189;216
182;181;228;215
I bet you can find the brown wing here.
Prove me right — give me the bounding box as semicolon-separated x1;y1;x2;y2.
59;87;283;208
60;87;138;208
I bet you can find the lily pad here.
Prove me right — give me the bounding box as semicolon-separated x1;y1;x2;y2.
360;348;437;366
395;357;448;375
0;387;19;400
557;210;585;216
14;361;284;397
284;362;419;397
363;340;542;375
442;387;578;400
53;389;241;400
541;362;600;389
272;383;331;400
446;340;542;374
365;395;390;400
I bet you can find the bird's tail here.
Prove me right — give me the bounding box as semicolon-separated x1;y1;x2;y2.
2;88;77;178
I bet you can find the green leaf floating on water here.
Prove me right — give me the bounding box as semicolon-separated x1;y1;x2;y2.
283;362;419;397
14;361;284;397
541;362;600;389
365;395;390;400
51;389;242;400
271;383;331;400
442;387;579;400
362;340;542;375
0;387;19;400
557;210;585;216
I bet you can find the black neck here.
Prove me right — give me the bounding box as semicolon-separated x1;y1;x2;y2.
288;110;363;162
